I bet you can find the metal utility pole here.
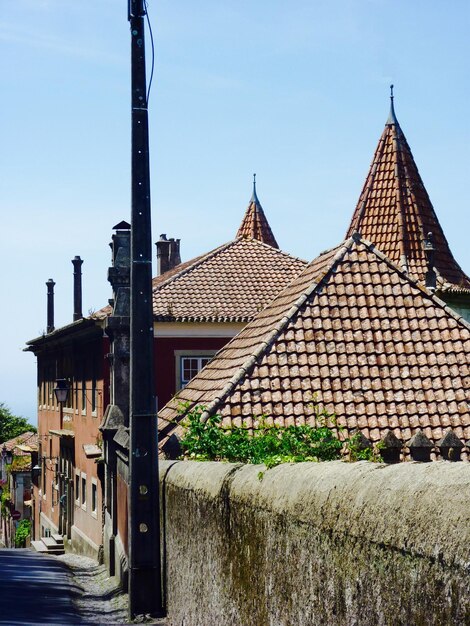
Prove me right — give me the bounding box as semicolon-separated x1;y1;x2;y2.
127;0;163;618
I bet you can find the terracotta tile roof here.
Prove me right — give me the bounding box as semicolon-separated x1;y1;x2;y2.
94;239;304;323
1;432;38;455
159;234;470;452
236;179;279;248
152;238;307;322
92;252;209;321
346;98;470;294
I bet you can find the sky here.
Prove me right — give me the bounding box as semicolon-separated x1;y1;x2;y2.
1;0;469;422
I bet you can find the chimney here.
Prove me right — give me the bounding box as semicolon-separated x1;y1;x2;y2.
169;238;181;269
155;234;170;275
46;279;55;334
72;256;84;321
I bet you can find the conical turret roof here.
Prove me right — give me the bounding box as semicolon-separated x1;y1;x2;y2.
346;90;470;293
237;175;279;248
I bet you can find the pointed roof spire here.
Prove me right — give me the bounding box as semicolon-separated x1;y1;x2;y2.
237;175;279;248
346;92;470;293
386;84;399;125
251;172;259;203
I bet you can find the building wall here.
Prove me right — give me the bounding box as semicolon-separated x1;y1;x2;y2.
33;331;108;557
441;295;470;324
116;462;128;558
154;336;236;409
32;321;241;560
160;460;470;626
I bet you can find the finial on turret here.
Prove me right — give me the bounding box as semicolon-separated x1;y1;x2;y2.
386;83;398;125
251;172;259;204
424;231;436;291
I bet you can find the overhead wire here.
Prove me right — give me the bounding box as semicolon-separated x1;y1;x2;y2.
144;0;155;104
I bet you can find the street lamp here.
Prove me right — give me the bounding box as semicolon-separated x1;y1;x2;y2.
54;379;69;430
54;379;69;405
32;464;42;483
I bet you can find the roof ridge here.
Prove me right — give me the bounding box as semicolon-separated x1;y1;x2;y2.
243;236;307;263
360;237;470;332
154;238;308;296
152;240;236;292
352;131;388;231
392;125;409;273
200;238;355;421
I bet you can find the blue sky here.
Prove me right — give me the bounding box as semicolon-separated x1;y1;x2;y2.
1;0;469;421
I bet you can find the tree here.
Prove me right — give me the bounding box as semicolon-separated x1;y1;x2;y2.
0;403;36;443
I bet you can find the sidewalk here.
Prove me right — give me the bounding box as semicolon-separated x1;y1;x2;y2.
57;553;167;625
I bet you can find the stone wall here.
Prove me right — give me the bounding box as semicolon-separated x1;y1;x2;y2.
159;460;470;626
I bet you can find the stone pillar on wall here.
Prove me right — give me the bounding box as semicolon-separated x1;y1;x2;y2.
100;221;131;579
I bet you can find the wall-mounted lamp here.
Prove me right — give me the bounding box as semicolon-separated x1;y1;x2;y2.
54;379;70;430
54;379;70;405
32;464;42;483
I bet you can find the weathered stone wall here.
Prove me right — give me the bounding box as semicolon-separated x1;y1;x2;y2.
159;460;470;626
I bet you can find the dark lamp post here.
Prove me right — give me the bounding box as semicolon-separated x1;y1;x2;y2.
54;379;69;405
127;0;163;619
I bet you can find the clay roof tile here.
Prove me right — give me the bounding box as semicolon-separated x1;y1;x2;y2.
346;96;470;294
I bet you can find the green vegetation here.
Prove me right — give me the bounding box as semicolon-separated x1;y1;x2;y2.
14;519;31;548
179;404;343;470
178;404;383;470
347;432;384;462
0;403;36;442
1;488;11;517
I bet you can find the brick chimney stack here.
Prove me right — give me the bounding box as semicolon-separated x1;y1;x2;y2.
155;234;181;275
155;234;170;275
72;256;84;321
169;238;181;268
46;278;55;334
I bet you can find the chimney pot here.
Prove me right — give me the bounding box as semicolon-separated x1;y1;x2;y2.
46;279;55;333
155;236;171;275
169;238;181;269
72;256;84;321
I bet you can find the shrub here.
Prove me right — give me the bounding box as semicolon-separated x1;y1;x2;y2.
178;404;343;470
15;519;31;548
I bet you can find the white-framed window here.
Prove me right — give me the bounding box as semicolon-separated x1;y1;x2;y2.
181;356;211;386
75;471;80;506
91;479;98;518
81;473;87;510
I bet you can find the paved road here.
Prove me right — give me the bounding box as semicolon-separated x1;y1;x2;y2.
0;549;82;625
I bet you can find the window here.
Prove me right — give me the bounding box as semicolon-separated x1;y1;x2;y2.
81;371;87;414
81;474;87;509
180;356;211;388
75;472;80;506
42;457;46;498
91;480;97;517
74;379;79;412
174;350;216;392
91;367;97;414
65;378;73;409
